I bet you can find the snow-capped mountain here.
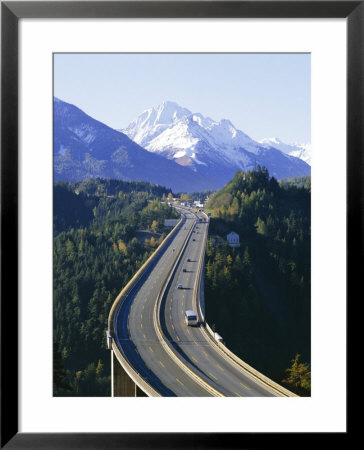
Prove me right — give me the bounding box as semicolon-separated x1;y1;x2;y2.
53;98;217;192
122;101;311;184
259;137;311;165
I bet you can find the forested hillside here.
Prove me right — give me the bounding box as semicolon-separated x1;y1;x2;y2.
53;179;178;396
205;168;311;395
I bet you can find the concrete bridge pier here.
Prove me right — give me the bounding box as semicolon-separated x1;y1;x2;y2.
111;351;147;397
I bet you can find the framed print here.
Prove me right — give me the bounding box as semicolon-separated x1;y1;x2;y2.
1;0;359;448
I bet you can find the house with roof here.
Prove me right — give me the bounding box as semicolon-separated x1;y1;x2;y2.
226;231;240;248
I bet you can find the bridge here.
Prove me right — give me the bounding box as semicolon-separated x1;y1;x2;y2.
107;205;296;397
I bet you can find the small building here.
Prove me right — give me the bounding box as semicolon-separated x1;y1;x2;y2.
194;200;204;208
226;231;240;248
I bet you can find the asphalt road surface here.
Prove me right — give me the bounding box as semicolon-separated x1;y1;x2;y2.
113;206;278;396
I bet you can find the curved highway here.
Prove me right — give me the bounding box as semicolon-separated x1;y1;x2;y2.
111;204;292;396
113;209;213;395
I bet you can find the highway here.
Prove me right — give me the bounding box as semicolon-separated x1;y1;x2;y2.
112;204;292;396
114;208;213;396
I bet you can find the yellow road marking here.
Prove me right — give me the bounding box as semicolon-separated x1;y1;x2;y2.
159;361;165;368
149;346;154;353
194;341;199;346
216;364;224;371
140;324;143;329
141;314;143;319
192;356;198;363
171;324;175;330
202;350;208;357
176;335;180;341
208;372;218;381
186;329;190;334
234;392;243;397
143;334;146;339
240;382;251;390
176;378;184;386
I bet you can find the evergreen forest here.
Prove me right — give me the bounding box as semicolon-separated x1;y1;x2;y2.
53;170;311;397
53;178;178;396
204;167;311;396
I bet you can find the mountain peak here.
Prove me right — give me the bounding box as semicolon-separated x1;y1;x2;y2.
123;101;192;148
158;100;183;109
152;101;192;125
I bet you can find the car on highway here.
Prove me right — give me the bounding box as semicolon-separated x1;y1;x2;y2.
177;284;183;289
182;268;187;272
187;258;191;262
184;310;198;326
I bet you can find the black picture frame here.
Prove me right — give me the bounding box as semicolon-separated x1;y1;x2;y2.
1;1;358;448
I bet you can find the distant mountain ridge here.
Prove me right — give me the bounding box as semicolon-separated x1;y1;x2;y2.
259;137;311;165
122;101;311;184
53;98;217;192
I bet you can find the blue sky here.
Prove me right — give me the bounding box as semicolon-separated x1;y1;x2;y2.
54;53;310;143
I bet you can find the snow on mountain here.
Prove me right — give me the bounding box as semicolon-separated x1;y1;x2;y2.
122;102;262;168
259;137;311;165
124;101;192;149
53;98;217;192
121;101;311;183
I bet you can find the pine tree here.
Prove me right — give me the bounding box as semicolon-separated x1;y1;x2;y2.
53;342;72;395
282;354;311;396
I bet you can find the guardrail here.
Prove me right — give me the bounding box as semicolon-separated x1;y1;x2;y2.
111;340;161;397
108;216;183;337
108;215;184;396
193;212;298;397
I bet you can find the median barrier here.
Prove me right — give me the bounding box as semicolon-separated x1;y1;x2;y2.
152;210;223;397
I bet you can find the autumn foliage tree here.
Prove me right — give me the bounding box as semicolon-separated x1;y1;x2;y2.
281;354;311;396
